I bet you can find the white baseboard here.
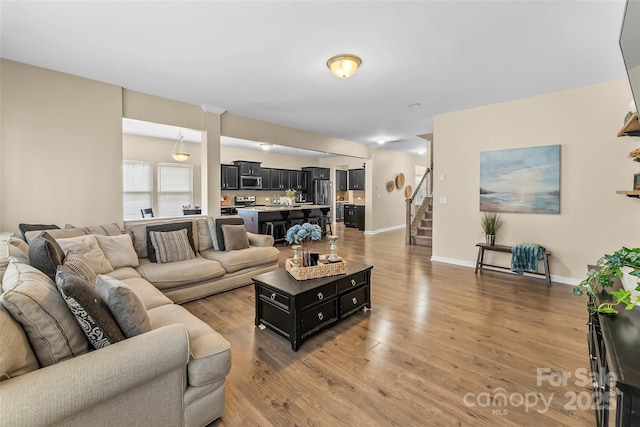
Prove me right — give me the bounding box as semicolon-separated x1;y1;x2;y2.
430;256;580;286
363;224;405;235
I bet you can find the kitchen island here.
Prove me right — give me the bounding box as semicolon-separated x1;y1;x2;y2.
236;205;331;234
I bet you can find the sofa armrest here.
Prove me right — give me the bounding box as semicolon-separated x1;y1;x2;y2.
0;324;190;426
247;232;274;247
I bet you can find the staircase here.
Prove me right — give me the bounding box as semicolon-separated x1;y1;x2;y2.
412;198;432;247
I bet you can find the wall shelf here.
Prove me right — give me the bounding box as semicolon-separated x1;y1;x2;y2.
616;190;640;198
617;112;640;137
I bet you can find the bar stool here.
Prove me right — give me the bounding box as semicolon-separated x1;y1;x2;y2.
306;216;320;226
264;220;287;244
319;214;333;236
287;218;304;228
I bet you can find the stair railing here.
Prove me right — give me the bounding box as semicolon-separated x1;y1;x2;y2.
405;168;431;244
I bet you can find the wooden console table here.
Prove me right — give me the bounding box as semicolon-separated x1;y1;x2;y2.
474;243;552;287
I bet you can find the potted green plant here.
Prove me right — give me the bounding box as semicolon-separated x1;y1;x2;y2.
480;211;505;246
573;247;640;314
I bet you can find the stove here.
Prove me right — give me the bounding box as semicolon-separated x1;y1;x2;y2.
235;195;257;206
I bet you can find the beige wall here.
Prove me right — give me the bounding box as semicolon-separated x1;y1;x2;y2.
122;133;202;209
432;79;640;283
0;59;123;234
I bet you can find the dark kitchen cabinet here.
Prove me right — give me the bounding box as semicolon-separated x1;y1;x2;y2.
221;165;239;190
302;167;330;180
259;168;271;190
344;204;365;230
336;170;348;191
233;161;262;176
270;169;291;190
291;171;308;191
348;168;365;190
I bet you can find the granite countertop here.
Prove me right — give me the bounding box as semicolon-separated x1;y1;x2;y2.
236;204;331;212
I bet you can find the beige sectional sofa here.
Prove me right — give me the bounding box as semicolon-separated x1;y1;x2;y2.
0;216;280;426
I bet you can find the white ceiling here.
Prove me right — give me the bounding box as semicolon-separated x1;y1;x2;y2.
1;1;630;156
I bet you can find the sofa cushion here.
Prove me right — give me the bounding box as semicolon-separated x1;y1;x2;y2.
18;223;60;241
95;234;139;269
7;237;29;260
24;227;86;244
213;217;244;251
95;275;152;338
105;267;142;281
149;229;197;263
1;259;90;366
126;218;200;259
65;222;124;236
0;303;40;381
221;224;250;251
28;232;66;281
56;235;113;274
63;250;97;285
119;277;173;310
135;256;226;290
146;222;196;263
147;304;231;386
201;246;280;274
197;217;215;252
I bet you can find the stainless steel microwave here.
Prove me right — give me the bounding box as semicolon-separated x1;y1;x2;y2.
240;175;262;189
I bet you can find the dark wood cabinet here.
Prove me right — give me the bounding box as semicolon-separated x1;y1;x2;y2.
336;170;348;191
344;204;364;230
291;171;308;191
302;167;330;180
270;169;291;190
348;168;365;190
233;161;262;176
253;261;373;351
259;168;271;190
221;165;239;190
588;290;640;426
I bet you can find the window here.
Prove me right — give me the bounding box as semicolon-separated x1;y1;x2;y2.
123;161;152;220
157;163;193;217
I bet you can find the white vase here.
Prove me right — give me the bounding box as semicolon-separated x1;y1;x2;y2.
620;266;640;305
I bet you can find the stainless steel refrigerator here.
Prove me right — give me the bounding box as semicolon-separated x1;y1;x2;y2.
312;180;332;205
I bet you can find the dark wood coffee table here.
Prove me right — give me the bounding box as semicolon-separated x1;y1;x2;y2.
253;260;373;351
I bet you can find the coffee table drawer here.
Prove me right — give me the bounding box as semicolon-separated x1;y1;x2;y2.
258;286;290;310
336;271;368;293
259;301;290;337
340;285;368;317
301;300;337;336
299;283;336;310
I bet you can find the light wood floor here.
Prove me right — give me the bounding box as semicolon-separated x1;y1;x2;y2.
185;224;593;426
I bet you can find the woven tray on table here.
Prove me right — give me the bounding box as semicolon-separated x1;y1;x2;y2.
285;257;347;280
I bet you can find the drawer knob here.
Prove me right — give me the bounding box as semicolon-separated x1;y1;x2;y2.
270;293;276;301
351;279;356;286
352;297;358;305
318;292;324;300
318;312;324;321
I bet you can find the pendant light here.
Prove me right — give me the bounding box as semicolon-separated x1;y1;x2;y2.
171;130;190;161
327;54;362;78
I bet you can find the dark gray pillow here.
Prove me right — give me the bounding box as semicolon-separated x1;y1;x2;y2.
55;266;125;349
95;275;152;338
214;217;245;251
29;232;65;281
145;222;195;263
18;223;60;241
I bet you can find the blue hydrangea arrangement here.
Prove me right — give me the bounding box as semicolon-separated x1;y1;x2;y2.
285;223;322;244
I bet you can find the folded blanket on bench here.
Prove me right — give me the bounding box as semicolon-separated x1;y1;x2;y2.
511;244;546;275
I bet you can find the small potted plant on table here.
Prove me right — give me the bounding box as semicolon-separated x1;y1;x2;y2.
480;211;505;246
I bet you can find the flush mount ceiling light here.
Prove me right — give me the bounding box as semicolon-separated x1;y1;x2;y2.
377;139;385;145
261;143;273;150
171;130;190;161
327;54;362;78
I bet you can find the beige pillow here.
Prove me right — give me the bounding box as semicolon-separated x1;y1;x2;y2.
1;259;90;367
63;250;97;285
95;234;139;269
0;303;39;381
221;224;250;251
148;229;196;263
24;228;86;244
55;235;113;274
65;222;123;236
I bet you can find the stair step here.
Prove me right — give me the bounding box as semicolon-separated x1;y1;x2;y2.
417;227;432;237
413;235;432;247
423;211;432;219
420;219;432;227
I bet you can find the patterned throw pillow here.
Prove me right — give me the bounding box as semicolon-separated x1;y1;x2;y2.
55;266;125;349
95;275;152;338
145;222;196;263
149;229;196;263
63;250;97;285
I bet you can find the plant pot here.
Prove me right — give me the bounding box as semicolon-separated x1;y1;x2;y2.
621;266;640;305
485;234;495;246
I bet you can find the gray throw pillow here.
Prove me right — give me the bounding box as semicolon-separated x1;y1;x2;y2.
214;217;245;251
221;224;250;251
145;222;195;263
149;229;196;263
28;231;66;281
18;223;60;241
55;265;125;349
95;275;152;338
